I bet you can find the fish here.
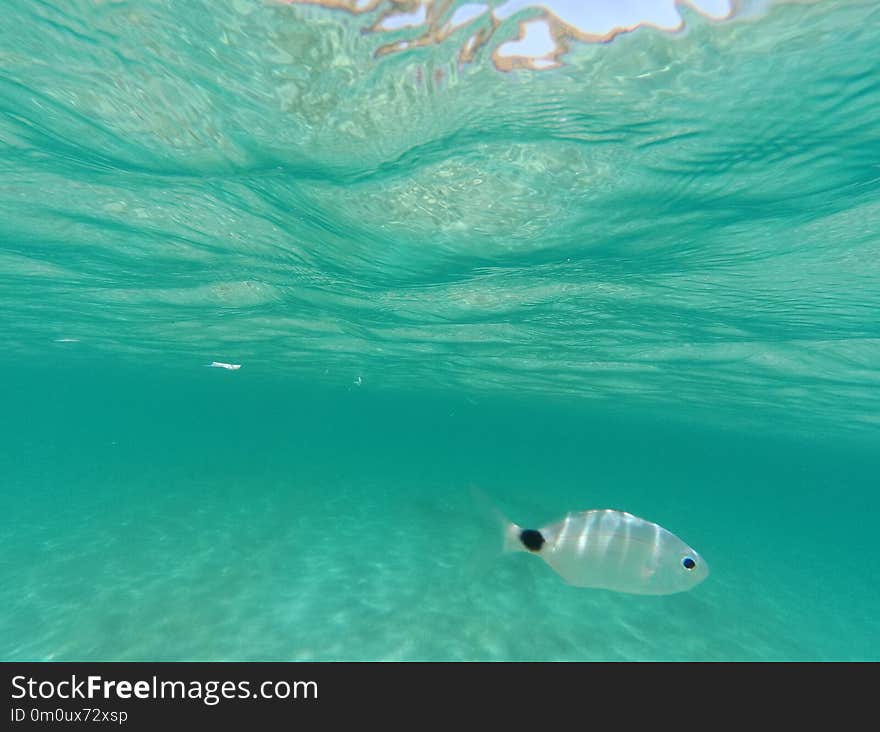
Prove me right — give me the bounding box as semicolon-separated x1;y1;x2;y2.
501;507;709;595
207;361;241;370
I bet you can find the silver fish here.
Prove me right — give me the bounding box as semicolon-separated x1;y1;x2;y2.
504;508;709;595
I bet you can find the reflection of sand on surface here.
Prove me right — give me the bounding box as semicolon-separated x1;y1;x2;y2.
280;1;744;71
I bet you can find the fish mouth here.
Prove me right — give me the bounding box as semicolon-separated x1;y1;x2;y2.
692;556;710;583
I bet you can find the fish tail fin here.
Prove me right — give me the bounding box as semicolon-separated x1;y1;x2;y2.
503;520;526;553
468;485;524;554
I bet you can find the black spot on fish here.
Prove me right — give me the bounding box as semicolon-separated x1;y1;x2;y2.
520;529;545;552
682;556;696;570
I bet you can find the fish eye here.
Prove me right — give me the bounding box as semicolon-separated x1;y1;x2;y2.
682;556;696;571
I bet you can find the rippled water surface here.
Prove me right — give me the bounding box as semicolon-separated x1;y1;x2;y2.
1;0;878;660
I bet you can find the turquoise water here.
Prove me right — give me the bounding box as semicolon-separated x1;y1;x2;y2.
1;0;879;661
